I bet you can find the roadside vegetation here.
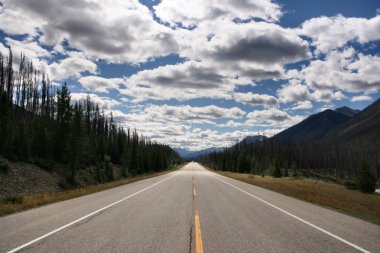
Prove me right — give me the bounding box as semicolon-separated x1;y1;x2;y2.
213;170;380;225
0;163;185;217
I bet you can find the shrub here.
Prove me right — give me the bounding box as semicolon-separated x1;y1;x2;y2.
0;156;10;174
1;196;22;204
343;180;358;190
33;158;55;171
284;167;289;177
357;161;376;193
270;162;282;178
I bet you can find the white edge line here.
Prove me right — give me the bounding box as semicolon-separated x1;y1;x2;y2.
6;172;178;253
206;171;371;253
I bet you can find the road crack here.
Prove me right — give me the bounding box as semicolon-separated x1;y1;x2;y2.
189;175;195;253
188;213;194;253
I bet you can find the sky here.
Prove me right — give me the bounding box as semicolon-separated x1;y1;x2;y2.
0;0;379;150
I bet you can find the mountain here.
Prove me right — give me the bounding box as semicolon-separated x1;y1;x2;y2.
174;147;224;159
335;106;360;117
323;99;380;142
173;148;195;159
272;109;353;142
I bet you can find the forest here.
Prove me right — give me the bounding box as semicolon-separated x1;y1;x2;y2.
0;48;181;185
199;118;379;192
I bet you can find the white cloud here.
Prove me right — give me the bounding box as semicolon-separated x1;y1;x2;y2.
0;1;43;36
122;60;236;101
217;120;244;128
247;108;290;122
0;0;179;63
4;37;50;60
291;101;313;110
245;108;305;129
181;20;310;68
154;0;282;28
277;80;310;103
299;15;380;53
70;93;120;109
302;48;380;94
144;104;246;123
351;95;373;102
48;56;97;81
79;76;123;93
234;92;278;106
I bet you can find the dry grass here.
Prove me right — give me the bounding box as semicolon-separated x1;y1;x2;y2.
218;171;380;225
0;164;185;217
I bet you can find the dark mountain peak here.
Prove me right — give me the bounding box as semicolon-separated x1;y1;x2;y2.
335;106;360;117
272;109;351;142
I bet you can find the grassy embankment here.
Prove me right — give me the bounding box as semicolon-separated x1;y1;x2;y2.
0;163;186;217
216;170;380;225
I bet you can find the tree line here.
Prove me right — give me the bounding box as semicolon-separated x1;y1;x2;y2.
0;48;181;184
200;133;379;193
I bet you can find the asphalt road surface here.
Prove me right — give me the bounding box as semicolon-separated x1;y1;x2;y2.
1;162;379;253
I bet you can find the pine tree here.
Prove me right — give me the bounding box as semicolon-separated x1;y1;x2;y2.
357;161;376;193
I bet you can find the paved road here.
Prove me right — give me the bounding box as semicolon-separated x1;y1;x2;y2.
1;162;379;253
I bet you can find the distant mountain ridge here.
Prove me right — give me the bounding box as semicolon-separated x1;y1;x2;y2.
175;135;268;159
272;106;360;142
174;147;224;159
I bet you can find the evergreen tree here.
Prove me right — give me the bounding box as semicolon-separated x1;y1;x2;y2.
357;161;376;193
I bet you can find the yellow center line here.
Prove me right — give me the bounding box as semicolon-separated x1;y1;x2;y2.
193;176;196;198
194;209;204;253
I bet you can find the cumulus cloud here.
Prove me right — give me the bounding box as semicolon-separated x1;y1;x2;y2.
247;108;290;122
3;38;50;60
217;120;244;128
311;90;346;102
144;104;246;123
245;108;304;129
0;1;43;36
234;92;278;106
0;0;179;63
154;0;282;28
128;61;225;90
299;15;380;53
48;56;97;81
79;76;123;93
277;80;310;103
351;95;373;102
302;48;380;93
122;60;240;101
291;101;313;110
207;27;309;65
184;21;310;67
70;93;120;109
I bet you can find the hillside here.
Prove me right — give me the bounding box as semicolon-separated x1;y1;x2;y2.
272;109;352;142
324;99;380;142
